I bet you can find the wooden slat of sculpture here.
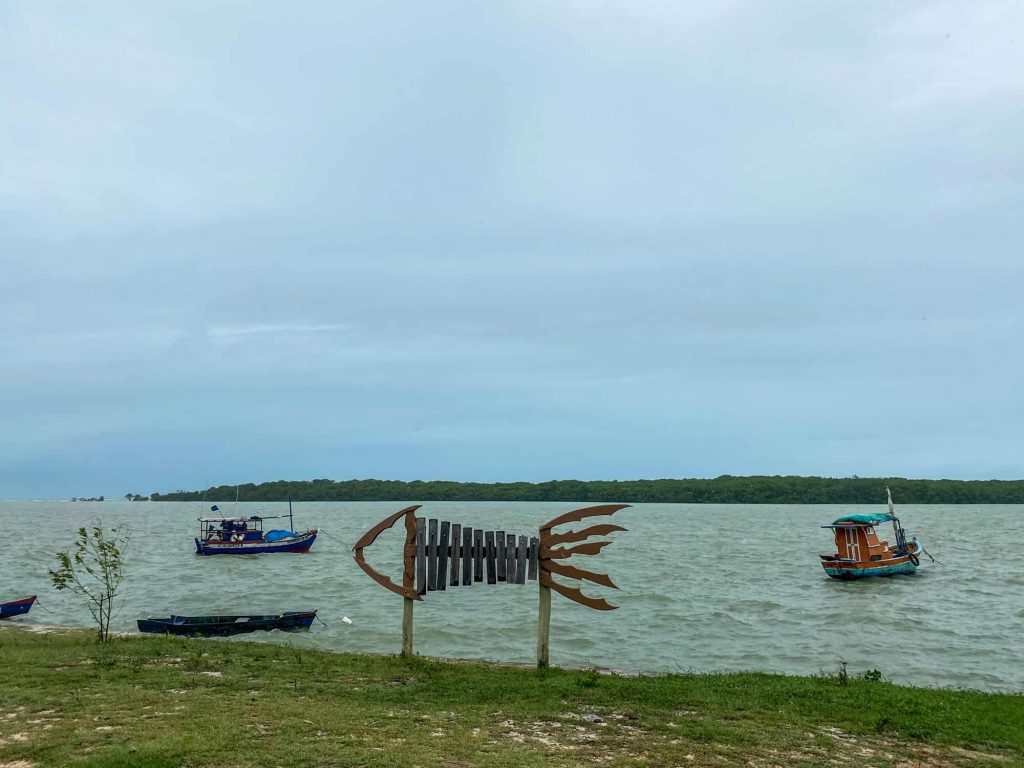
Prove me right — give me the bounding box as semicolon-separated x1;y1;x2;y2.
473;529;484;582
496;530;506;581
461;527;472;586
505;533;516;584
437;521;450;592
427;518;438;591
515;535;528;585
485;531;497;584
528;537;539;580
449;523;461;587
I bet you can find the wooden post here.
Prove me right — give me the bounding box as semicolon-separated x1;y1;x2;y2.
402;598;414;658
402;510;417;658
537;581;551;668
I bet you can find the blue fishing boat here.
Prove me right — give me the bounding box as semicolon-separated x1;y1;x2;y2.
137;610;317;636
0;595;37;619
195;500;318;555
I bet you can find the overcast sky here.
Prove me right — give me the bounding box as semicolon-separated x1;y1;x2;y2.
2;2;1022;498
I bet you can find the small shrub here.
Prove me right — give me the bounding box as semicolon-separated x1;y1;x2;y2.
836;659;848;686
49;524;130;643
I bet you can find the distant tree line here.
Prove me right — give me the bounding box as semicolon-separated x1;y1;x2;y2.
149;476;1024;504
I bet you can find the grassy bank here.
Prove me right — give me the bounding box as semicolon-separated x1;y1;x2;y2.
1;628;1021;767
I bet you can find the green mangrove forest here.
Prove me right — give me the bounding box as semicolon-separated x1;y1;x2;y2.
150;476;1024;504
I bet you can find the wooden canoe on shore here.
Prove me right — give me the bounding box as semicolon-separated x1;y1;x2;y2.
136;610;317;636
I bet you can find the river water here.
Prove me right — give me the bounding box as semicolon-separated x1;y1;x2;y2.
2;501;1021;693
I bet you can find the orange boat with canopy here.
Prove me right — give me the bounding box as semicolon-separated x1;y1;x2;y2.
819;489;924;579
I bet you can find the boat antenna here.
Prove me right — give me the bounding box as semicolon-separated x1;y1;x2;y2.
198;483;209;536
887;486;908;554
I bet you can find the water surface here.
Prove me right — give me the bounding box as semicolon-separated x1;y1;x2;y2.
2;501;1020;692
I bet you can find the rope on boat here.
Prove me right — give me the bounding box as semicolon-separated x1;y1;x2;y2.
27;597;59;616
315;614;329;628
315;528;353;549
921;548;942;565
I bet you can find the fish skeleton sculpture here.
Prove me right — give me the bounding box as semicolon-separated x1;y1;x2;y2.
352;504;629;610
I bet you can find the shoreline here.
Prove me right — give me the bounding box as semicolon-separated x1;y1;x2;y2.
5;622;1020;695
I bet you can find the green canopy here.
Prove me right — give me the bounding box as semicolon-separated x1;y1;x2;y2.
831;513;894;526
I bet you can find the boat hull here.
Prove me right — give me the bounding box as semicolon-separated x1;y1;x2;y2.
821;540;922;580
0;595;36;619
822;560;918;579
195;529;318;555
137;611;317;636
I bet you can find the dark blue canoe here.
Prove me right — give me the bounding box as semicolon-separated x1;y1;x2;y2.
0;595;36;619
137;610;317;636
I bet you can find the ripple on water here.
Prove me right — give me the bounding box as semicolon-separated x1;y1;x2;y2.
2;501;1022;692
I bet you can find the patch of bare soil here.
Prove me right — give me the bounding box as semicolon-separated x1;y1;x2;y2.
894;745;1010;767
493;707;661;762
814;728;1009;767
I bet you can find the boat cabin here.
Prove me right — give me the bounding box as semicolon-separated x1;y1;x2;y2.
199;515;270;543
823;517;896;563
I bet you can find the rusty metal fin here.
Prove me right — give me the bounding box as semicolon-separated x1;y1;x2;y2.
543;559;619;590
352;505;422;601
544;523;627;547
540;571;618;611
540;540;614;559
540;504;630;535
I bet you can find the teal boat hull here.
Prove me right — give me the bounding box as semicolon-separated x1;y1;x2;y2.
823;561;918;579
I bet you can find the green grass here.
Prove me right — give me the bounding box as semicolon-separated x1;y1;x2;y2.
1;627;1021;767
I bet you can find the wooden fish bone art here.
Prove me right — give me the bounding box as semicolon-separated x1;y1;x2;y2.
352;504;629;666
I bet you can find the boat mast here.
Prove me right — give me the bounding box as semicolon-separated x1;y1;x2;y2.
199;484;208;537
288;496;294;532
887;486;907;554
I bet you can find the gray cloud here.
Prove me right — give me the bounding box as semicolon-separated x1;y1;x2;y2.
1;1;1022;497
